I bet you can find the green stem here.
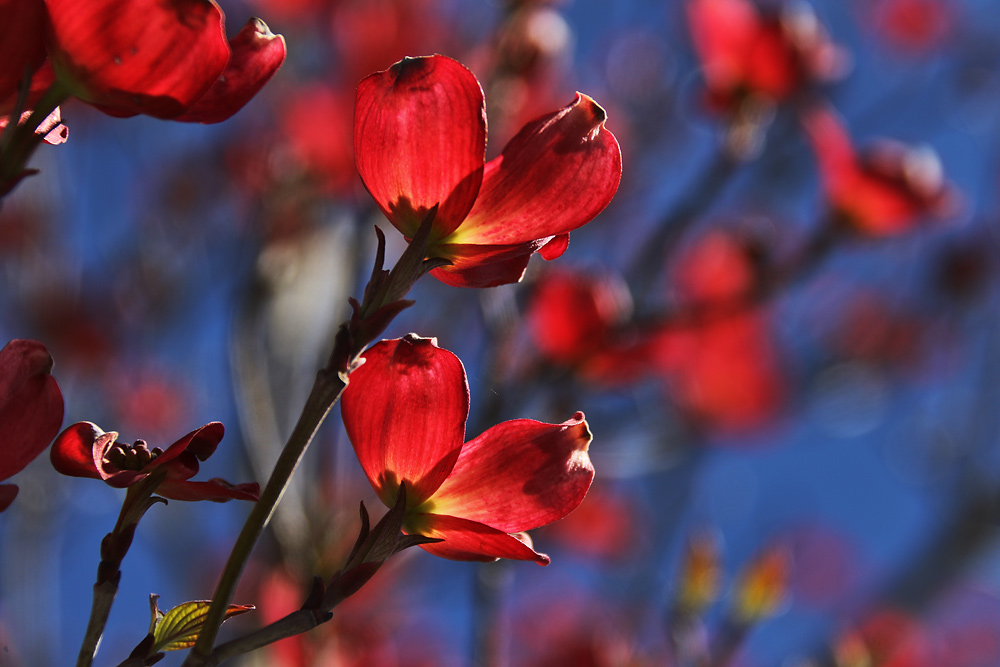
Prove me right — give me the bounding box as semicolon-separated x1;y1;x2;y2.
77;578;119;667
208;609;325;665
184;369;345;664
76;477;163;667
185;217;442;665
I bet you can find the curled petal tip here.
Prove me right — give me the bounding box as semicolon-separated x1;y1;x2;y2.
401;332;438;346
574;92;608;125
248;17;277;39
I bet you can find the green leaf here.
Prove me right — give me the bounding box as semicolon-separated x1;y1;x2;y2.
150;599;254;652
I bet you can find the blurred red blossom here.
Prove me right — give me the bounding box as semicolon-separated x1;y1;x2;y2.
526;267;639;379
654;231;785;431
802;104;958;236
511;586;641;667
863;0;956;55
542;483;640;562
50;421;259;502
354;54;622;287
837;589;1000;667
0;339;64;512
332;0;451;89
45;0;286;123
838;608;935;667
525;266;666;387
687;0;847;114
341;334;594;564
824;290;928;372
255;564;448;667
279;84;356;194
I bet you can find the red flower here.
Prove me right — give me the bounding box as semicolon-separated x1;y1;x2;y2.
354;55;621;288
341;335;594;564
527;268;632;368
867;0;955;55
0;339;64;512
653;232;784;431
50;421;259;502
687;0;846;113
44;0;286;122
803;105;956;235
525;267;657;386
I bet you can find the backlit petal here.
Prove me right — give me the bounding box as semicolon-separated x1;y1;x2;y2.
354;55;486;239
341;335;468;506
449;93;621;246
801;105;858;200
158;478;260;502
427;413;594;533
50;421;106;479
429;241;539;288
175;18;286;123
45;0;230;118
407;513;549;564
687;0;757;86
148;422;225;471
0;339;64;481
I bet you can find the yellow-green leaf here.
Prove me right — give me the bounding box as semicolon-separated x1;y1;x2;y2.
151;600;255;652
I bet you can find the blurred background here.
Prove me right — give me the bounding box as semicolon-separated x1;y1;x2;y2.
3;0;1000;664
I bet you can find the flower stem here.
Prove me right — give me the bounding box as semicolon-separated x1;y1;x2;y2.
185;368;345;664
76;478;164;667
76;578;119;667
185;216;444;666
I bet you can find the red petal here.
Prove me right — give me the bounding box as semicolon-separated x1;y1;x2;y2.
407;513;549;564
801;105;859;202
687;0;758;95
427;413;594;533
354;55;486;239
538;233;570;261
157;478;260;502
429;241;537;288
0;339;64;481
342;335;468;506
45;0;230;119
449;93;621;247
50;421;106;479
0;485;18;512
148;422;225;471
0;0;46;103
175;18;286;123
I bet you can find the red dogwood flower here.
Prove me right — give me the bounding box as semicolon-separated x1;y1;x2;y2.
802;105;956;235
0;339;64;512
50;421;259;502
44;0;286;122
354;54;622;288
687;0;846;114
341;334;594;564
